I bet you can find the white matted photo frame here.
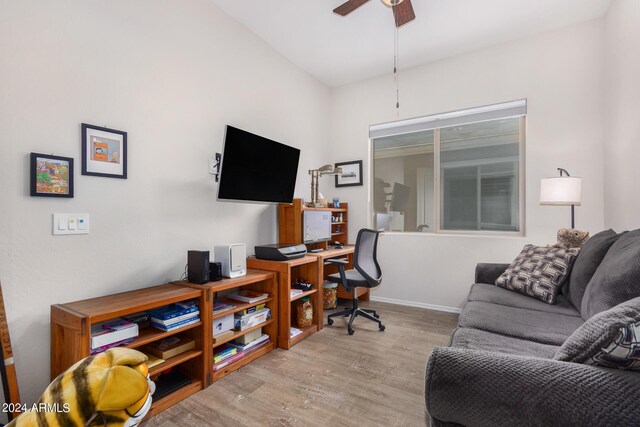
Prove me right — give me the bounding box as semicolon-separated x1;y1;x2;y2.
335;160;363;187
81;123;127;179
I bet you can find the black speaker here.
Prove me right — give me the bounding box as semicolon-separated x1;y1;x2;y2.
209;262;222;282
187;250;209;284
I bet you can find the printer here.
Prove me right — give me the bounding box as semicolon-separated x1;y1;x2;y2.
254;243;307;261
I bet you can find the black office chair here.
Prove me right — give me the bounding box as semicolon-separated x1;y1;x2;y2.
326;228;384;335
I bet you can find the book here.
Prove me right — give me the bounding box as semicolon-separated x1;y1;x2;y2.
290;327;303;338
240;303;265;315
147;304;199;321
214;349;237;364
122;312;150;330
243;338;270;354
142;353;165;369
213;301;236;314
153;371;192;401
175;299;199;310
150;311;199;327
143;336;195;359
213;330;234;343
227;290;269;304
226;333;270;352
91;321;139;350
213;351;245;371
150;316;200;332
90;338;135;355
290;289;303;298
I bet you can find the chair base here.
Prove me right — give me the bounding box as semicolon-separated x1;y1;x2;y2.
327;297;385;335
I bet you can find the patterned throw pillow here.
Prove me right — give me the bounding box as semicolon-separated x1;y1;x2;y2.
495;244;581;304
585;322;640;369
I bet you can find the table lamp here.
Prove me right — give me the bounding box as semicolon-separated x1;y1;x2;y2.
308;165;342;208
540;168;582;228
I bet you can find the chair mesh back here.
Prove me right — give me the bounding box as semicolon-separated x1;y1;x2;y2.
355;229;382;285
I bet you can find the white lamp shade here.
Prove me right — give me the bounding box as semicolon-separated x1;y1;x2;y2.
540;177;582;206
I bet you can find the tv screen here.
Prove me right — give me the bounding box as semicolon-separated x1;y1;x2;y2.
217;126;300;203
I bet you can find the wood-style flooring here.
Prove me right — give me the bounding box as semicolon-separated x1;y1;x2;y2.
142;301;459;427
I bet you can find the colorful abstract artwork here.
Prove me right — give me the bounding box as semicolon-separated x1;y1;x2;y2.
30;153;74;198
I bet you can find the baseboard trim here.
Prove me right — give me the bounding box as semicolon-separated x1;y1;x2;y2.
369;296;463;314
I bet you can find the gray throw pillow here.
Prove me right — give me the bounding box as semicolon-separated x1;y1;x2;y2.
581;229;640;319
555;297;640;370
563;229;624;311
496;244;580;304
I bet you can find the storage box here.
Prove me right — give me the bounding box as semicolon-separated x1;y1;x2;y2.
234;308;270;331
235;327;262;345
213;314;234;337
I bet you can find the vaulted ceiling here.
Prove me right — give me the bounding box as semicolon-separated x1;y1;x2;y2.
211;0;611;87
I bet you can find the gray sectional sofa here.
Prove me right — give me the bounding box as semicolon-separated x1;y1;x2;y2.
425;229;640;427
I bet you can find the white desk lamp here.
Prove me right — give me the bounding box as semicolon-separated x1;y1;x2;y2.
540;168;582;228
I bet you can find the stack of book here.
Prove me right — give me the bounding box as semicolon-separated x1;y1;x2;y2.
227;290;268;304
90;319;139;354
148;300;200;332
227;333;270;353
212;346;245;372
213;345;238;364
290;289;303;298
213;301;236;315
143;336;195;360
290;327;303;339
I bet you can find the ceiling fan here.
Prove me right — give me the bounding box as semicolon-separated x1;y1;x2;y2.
333;0;416;28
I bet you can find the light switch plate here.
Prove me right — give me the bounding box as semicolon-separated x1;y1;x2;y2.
53;214;90;235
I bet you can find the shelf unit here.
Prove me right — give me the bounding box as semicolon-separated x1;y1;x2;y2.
177;269;277;383
246;256;321;349
278;198;349;250
50;284;207;419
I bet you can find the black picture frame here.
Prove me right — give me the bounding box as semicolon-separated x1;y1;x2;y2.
335;160;363;187
81;123;127;179
30;152;74;198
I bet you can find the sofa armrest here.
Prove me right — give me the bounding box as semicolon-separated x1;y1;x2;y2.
474;263;509;284
425;347;640;427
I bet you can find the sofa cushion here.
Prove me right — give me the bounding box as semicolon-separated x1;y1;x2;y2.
564;229;623;311
555;297;640;370
459;301;584;345
450;327;559;359
495;244;581;304
581;230;640;319
468;283;580;317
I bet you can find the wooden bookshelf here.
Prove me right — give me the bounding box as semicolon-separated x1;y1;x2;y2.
246;256;321;349
50;284;207;419
177;269;277;384
278;198;349;250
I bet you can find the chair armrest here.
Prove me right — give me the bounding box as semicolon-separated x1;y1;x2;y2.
474;263;510;284
325;258;349;265
425;347;640;427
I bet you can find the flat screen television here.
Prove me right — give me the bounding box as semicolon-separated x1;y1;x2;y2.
217;126;300;203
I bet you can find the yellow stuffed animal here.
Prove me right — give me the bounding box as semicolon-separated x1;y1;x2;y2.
8;348;155;427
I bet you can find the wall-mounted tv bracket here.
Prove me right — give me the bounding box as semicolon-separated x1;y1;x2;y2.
214;152;221;182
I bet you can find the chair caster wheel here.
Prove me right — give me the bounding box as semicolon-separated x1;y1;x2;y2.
379;324;385;331
348;328;354;335
327;318;334;325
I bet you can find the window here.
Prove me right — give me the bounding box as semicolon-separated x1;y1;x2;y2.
371;101;525;234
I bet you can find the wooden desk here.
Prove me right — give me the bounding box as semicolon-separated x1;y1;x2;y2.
246;256;321;349
307;246;370;330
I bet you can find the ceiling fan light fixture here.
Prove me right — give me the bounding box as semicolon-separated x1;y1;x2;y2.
381;0;404;8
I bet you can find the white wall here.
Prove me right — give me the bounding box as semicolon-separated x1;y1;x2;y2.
0;0;330;404
603;0;640;230
330;19;606;310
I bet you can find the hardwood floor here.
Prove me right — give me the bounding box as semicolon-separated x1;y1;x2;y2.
143;301;459;427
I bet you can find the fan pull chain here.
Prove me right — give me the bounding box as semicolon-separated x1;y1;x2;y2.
394;24;400;114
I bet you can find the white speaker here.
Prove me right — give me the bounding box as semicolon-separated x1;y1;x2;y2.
214;244;247;278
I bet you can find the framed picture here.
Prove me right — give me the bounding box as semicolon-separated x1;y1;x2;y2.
81;123;127;179
30;153;74;198
335;160;363;187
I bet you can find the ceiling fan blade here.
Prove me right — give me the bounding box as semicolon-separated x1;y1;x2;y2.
333;0;371;16
393;0;416;27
